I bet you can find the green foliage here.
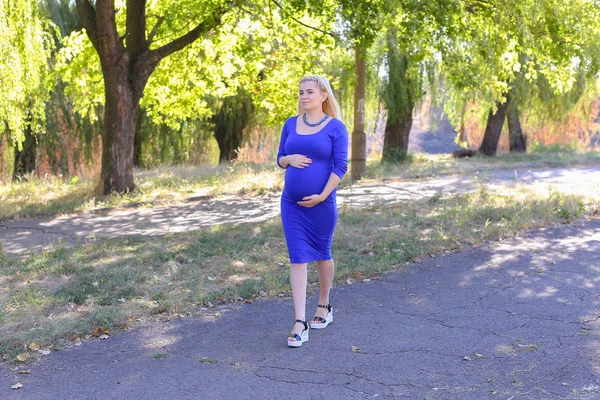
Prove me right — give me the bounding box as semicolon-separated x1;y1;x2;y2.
442;0;600;131
0;0;55;148
57;0;337;128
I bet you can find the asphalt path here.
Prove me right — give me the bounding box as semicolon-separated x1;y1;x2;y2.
1;165;599;257
1;220;599;399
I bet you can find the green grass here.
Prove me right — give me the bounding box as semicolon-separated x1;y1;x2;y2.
0;183;593;362
1;149;600;220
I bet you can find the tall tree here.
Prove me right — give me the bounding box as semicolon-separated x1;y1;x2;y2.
74;0;233;193
338;0;388;180
380;0;461;162
213;88;254;162
444;0;600;156
0;0;54;180
381;30;413;162
59;0;337;179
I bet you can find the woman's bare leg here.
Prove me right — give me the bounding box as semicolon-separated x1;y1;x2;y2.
312;259;334;324
289;262;308;339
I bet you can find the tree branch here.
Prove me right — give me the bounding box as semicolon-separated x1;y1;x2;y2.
150;6;230;62
126;0;148;58
147;15;166;45
270;0;337;39
75;0;100;51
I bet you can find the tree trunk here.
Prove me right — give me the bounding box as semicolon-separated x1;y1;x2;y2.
478;100;509;156
382;32;413;163
76;0;229;194
351;46;367;180
382;116;412;162
12;123;36;180
99;61;139;193
507;99;526;153
213;89;253;163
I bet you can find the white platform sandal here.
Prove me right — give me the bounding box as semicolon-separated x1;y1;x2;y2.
310;303;333;329
287;319;309;347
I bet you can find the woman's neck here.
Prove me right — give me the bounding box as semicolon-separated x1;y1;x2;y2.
303;109;326;121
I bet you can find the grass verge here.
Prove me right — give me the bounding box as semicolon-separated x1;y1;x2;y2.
1;149;599;220
0;184;594;363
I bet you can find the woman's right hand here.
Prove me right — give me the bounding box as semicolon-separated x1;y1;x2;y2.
285;154;312;168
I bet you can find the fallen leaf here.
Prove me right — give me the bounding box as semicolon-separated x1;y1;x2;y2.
73;338;82;346
351;346;360;353
16;353;29;362
243;298;254;304
362;279;371;282
99;334;109;340
92;327;110;337
475;353;485;358
346;278;353;285
28;342;41;351
17;370;31;374
38;350;51;356
11;383;23;390
462;356;473;361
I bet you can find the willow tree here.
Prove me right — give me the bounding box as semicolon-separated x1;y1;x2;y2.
0;0;54;180
442;0;600;156
381;0;461;162
337;0;389;180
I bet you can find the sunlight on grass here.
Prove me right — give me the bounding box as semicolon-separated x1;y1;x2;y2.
1;149;599;220
0;184;593;360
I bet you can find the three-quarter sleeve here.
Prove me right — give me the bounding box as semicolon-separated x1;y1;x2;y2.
331;122;349;179
276;119;290;169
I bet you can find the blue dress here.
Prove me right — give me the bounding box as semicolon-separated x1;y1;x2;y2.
277;116;349;263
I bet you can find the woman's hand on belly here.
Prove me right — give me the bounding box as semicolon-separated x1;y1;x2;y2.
282;154;312;168
297;194;326;208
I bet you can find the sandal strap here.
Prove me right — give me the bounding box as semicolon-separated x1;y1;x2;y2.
312;316;327;323
288;333;302;341
317;304;332;312
294;319;308;331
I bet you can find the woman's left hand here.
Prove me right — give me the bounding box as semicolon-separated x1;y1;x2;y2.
297;194;325;208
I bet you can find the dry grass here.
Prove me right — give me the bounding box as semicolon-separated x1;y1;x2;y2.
1;149;599;220
0;183;591;362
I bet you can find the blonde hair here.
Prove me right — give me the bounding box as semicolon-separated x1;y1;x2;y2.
297;74;343;122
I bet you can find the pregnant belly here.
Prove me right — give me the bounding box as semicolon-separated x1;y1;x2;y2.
284;163;331;201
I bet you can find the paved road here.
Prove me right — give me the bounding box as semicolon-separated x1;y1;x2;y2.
1;220;599;399
1;166;599;257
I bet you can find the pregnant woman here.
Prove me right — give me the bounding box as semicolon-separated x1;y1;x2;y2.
276;74;349;347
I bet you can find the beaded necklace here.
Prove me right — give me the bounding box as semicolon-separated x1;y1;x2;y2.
302;113;329;127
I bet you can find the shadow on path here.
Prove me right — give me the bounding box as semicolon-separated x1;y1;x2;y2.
1;166;600;257
1;220;598;399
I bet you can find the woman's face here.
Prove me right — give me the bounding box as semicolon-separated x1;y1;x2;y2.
299;81;327;113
